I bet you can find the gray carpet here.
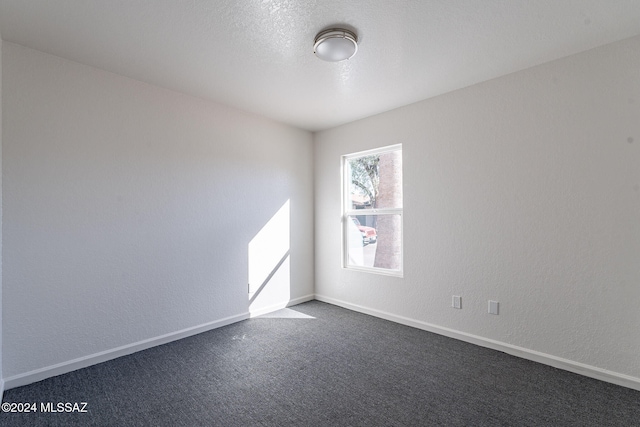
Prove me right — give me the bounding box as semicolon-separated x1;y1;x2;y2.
1;301;638;426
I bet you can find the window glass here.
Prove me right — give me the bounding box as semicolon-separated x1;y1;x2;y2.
343;145;402;275
347;149;402;210
347;214;402;270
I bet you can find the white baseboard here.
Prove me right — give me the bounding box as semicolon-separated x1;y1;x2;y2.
314;294;640;392
7;294;637;393
249;294;315;318
3;311;250;391
3;295;317;391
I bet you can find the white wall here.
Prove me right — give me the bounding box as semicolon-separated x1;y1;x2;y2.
2;43;314;383
0;32;4;397
315;35;640;387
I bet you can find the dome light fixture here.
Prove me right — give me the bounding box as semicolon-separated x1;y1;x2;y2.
313;28;358;62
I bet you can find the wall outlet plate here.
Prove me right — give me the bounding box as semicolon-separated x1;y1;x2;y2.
489;300;499;315
452;295;462;309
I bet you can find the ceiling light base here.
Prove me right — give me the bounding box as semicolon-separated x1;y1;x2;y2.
313;28;358;62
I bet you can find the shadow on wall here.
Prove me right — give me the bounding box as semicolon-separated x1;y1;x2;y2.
248;200;291;316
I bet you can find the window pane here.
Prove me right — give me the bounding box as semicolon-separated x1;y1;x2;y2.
347;214;401;270
348;149;402;211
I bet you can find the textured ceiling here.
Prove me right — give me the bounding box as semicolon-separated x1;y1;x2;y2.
1;1;640;131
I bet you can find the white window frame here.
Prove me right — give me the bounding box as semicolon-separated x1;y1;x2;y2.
342;144;403;277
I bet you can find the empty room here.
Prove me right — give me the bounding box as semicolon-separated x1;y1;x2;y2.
0;1;639;425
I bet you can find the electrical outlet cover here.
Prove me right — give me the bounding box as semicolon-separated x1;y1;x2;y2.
452;295;462;309
489;300;499;315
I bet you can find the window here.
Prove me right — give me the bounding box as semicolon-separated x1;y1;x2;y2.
343;145;403;276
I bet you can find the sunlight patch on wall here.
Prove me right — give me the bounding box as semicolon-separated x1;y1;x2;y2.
248;200;290;315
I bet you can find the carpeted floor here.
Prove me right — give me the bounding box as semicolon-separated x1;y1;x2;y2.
1;301;638;426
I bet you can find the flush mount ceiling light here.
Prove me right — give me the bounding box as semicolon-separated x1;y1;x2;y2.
313;28;358;62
